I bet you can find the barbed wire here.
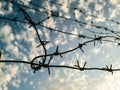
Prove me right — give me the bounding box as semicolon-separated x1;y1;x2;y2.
45;0;120;25
29;0;120;35
1;16;119;41
4;0;120;35
0;0;120;75
0;59;119;75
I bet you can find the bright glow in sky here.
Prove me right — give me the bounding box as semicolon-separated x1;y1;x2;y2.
1;0;120;90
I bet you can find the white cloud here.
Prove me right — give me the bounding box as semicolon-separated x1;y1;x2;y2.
92;47;101;54
0;25;14;43
0;65;19;90
0;25;31;89
102;42;114;48
44;17;57;28
1;0;120;90
69;28;78;40
0;25;22;59
18;0;31;5
45;68;88;90
11;79;21;88
92;72;120;90
110;0;120;5
0;1;13;15
60;61;66;65
95;3;103;11
29;81;33;85
55;33;67;45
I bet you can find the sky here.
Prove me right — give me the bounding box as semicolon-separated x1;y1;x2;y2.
1;0;120;90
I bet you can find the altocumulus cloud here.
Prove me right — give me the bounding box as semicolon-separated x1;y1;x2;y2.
0;64;19;90
1;0;120;90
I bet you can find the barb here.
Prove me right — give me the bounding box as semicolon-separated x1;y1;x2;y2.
47;56;53;75
106;64;113;74
36;41;50;48
74;60;87;71
0;50;2;60
78;43;85;53
93;35;102;46
54;46;63;58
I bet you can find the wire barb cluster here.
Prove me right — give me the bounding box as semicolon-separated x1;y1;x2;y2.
74;60;87;71
106;65;113;74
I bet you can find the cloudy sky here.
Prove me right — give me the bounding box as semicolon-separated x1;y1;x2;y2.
1;0;120;90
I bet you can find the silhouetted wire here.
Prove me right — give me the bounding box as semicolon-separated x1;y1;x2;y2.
0;60;120;74
0;16;91;39
0;16;119;42
1;0;120;74
31;35;119;62
29;1;120;36
4;0;120;35
0;14;119;42
45;0;120;25
18;7;48;73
